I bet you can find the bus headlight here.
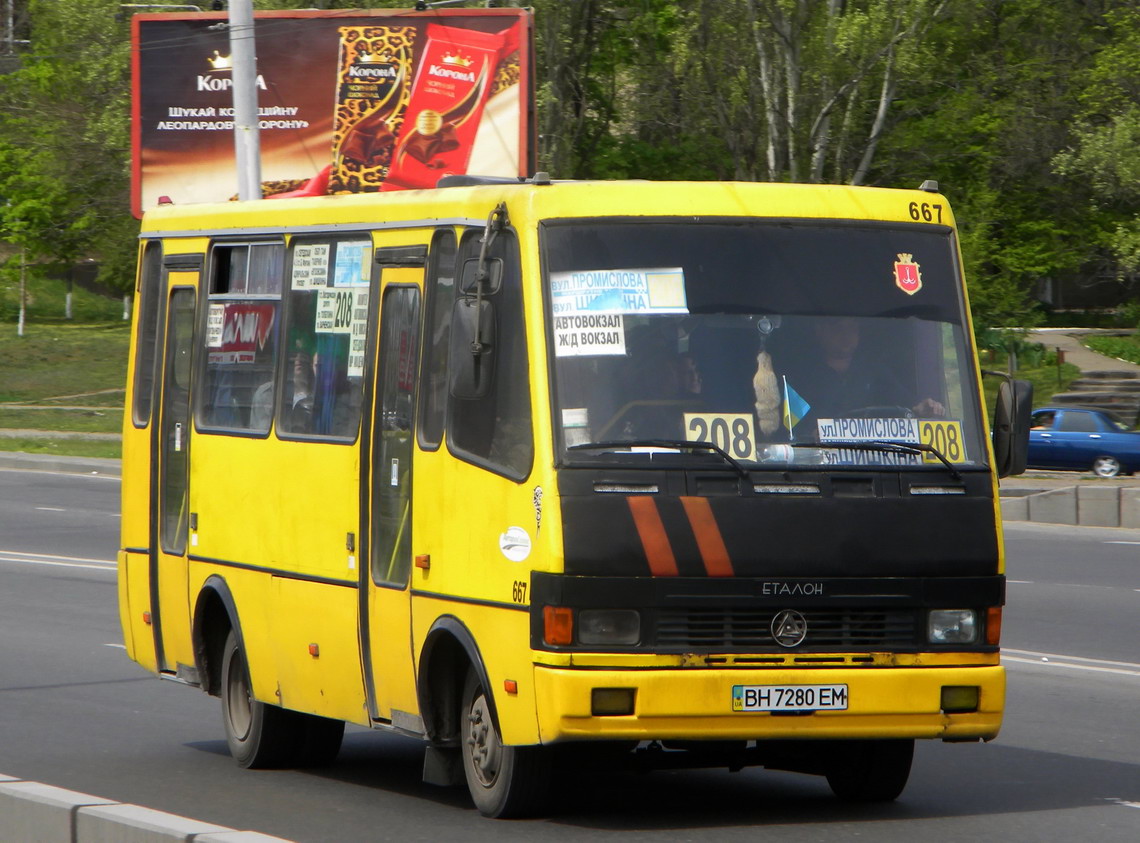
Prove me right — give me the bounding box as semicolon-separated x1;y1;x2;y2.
577;609;641;646
928;609;978;644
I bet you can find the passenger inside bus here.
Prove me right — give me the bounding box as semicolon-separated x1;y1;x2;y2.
285;350;316;430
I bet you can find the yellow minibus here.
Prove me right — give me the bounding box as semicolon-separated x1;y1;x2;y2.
119;175;1030;817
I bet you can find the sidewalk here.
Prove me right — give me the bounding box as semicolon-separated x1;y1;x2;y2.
1026;328;1140;373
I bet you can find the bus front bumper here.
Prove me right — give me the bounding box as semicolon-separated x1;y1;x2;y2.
533;663;1004;744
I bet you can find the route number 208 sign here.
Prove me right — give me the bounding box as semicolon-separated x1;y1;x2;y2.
684;413;756;460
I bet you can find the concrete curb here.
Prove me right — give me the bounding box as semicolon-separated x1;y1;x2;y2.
0;774;292;842
0;452;121;477
1000;485;1140;527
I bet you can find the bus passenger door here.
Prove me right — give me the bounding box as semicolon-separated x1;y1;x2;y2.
151;286;197;676
361;283;421;727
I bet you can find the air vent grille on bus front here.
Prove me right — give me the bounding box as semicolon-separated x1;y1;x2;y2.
654;608;916;650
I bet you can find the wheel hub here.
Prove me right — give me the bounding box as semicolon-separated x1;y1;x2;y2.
466;692;501;786
225;656;253;740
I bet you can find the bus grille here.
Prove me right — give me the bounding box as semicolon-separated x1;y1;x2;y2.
654;608;916;650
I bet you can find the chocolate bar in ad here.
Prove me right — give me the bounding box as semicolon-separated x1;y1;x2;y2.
382;23;508;190
329;25;416;193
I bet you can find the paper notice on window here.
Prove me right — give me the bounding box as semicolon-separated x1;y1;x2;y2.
316;289;355;334
553;313;626;357
348;289;369;377
206;303;225;347
549;267;688;316
292;243;330;289
333;240;372;287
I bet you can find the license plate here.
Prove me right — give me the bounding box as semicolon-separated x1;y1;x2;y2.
732;684;849;712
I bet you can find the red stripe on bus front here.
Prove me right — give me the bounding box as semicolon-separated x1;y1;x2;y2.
626;496;679;577
680;496;734;577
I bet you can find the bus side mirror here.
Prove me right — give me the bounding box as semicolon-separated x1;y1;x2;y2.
448;297;496;400
460;257;503;295
992;377;1032;477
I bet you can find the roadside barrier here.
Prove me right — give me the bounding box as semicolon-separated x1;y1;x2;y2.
0;774;292;843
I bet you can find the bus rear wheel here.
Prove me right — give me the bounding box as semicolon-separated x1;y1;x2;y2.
220;630;343;769
460;669;550;818
825;739;914;802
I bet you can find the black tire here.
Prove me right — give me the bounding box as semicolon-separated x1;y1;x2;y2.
460;669;551;818
220;629;298;769
825;739;914;802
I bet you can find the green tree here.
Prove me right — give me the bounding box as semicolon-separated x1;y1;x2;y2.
873;0;1128;332
1053;7;1140;284
0;0;137;293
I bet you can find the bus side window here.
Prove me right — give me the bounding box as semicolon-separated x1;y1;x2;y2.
447;227;533;480
197;242;283;435
131;240;164;427
418;228;457;450
277;237;371;440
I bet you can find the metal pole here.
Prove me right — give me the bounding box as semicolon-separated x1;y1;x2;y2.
228;0;261;200
17;248;26;337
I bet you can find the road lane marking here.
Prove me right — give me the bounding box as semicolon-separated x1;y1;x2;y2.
1104;798;1140;810
34;507;66;512
1008;580;1130;592
1105;541;1140;545
104;643;127;649
1004;648;1140;678
0;549;115;564
0;549;116;571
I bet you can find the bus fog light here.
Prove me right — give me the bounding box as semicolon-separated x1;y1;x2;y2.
591;687;636;716
928;609;977;644
941;685;979;713
578;609;641;645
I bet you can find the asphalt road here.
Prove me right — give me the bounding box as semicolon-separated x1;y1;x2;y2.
0;467;1136;841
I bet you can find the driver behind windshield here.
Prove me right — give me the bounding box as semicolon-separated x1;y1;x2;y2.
777;317;945;432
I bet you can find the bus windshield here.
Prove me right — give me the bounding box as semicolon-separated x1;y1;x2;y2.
543;219;987;471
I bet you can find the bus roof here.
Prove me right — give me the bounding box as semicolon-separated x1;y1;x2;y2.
139;179;953;238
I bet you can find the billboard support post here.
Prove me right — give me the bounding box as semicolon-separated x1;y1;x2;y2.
229;0;261;200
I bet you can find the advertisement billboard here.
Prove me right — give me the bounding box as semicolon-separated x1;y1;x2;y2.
131;8;533;216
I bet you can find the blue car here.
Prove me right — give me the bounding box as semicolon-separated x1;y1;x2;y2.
1027;407;1140;477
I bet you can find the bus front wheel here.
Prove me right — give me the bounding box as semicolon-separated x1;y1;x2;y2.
825;739;914;802
460;669;550;818
220;629;298;768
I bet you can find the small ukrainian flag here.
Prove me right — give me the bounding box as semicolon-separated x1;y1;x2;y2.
783;376;810;436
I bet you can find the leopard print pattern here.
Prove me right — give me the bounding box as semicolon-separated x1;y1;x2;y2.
259;178;310;198
328;26;417;194
491;51;520;98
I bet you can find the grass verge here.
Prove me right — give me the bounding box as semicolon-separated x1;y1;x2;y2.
0;407;123;433
1083;334;1140;365
0;437;122;459
0;319;128;458
0;321;130;403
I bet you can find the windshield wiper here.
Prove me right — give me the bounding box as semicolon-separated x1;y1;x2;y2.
789;440;961;481
569;439;749;480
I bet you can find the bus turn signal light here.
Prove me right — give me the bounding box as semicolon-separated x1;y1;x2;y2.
986;606;1002;645
543;606;573;646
